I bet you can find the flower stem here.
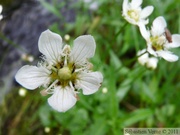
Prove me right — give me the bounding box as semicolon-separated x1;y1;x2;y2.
0;32;27;52
137;50;148;58
115;50;148;72
115;22;128;39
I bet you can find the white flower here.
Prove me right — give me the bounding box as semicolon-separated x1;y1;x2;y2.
44;127;51;133
122;0;154;26
64;34;70;41
138;49;158;69
0;5;3;20
15;30;103;112
18;88;27;97
137;49;149;66
146;57;158;69
102;87;108;94
21;53;34;62
139;16;180;62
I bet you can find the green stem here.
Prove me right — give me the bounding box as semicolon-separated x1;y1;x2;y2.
115;50;148;72
115;22;128;38
0;32;26;52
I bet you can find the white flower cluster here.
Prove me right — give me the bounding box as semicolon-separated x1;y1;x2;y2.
14;0;179;113
137;49;158;70
122;0;180;69
15;30;103;112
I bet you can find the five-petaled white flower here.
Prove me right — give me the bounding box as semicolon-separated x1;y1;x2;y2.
0;5;3;20
15;30;103;112
137;49;158;69
139;16;180;62
122;0;154;26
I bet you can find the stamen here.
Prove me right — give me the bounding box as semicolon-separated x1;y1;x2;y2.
45;79;59;94
69;81;74;89
69;81;79;96
64;56;67;66
128;9;139;22
51;66;58;72
75;67;86;73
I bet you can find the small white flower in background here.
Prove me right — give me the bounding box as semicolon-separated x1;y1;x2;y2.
138;49;158;69
83;0;99;11
15;30;103;112
44;127;51;133
137;49;149;66
0;5;3;20
64;34;70;41
18;88;27;97
146;57;158;69
122;0;154;26
139;16;180;62
102;87;108;94
21;53;34;62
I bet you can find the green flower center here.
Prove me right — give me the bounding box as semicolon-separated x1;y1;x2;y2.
50;62;77;88
150;36;166;51
58;67;72;81
128;10;139;22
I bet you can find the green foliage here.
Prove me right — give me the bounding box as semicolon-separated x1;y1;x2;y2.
1;0;180;134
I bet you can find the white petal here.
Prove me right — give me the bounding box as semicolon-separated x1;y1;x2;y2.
48;86;77;112
0;5;2;13
140;6;154;19
122;0;129;14
157;51;178;62
130;0;142;8
38;30;63;64
137;49;147;55
137;50;149;66
167;34;180;48
146;57;158;69
139;23;150;40
76;72;103;95
137;49;146;55
70;35;96;65
0;15;2;20
15;65;51;90
151;16;167;36
147;45;158;57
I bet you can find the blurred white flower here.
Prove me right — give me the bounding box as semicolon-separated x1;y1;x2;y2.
15;30;103;112
102;87;108;94
83;0;99;11
64;34;70;41
21;53;34;62
138;49;158;69
139;16;180;62
0;5;3;20
146;57;158;69
137;49;149;66
44;127;51;133
122;0;154;26
18;88;27;97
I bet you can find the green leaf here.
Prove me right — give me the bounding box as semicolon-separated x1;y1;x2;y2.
39;0;61;18
121;109;154;127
